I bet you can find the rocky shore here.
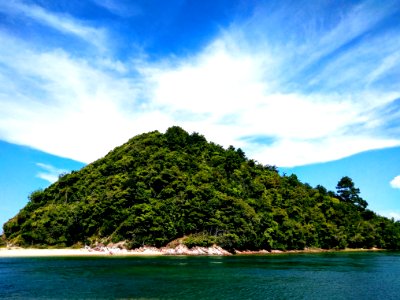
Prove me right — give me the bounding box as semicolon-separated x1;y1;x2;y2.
0;244;383;257
0;243;231;257
87;243;232;256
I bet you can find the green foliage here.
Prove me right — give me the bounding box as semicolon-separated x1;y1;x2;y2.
3;126;400;250
0;235;6;247
336;176;368;210
181;233;217;248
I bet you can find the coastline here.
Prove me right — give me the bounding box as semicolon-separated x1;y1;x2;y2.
0;245;385;258
0;247;164;257
234;247;385;255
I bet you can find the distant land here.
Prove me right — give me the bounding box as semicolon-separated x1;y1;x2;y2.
2;126;400;251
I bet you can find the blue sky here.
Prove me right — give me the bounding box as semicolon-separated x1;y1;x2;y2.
0;0;400;229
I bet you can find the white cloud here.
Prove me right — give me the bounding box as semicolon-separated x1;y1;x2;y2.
298;1;394;72
388;212;400;221
0;1;399;167
378;211;400;221
0;0;106;49
92;0;141;17
390;176;400;189
0;32;151;162
251;136;399;167
36;163;68;183
1;29;400;166
141;38;400;166
308;32;400;92
366;51;400;85
147;40;268;112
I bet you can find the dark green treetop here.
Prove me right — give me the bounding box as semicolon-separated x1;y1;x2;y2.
336;176;368;210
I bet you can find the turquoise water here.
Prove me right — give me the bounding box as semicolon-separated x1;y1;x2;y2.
1;252;399;299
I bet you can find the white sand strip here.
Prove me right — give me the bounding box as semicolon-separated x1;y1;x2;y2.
0;248;162;257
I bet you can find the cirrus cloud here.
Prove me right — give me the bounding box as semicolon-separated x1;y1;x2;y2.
36;163;69;183
0;0;400;168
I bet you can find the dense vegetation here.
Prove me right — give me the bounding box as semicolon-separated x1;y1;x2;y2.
3;126;400;250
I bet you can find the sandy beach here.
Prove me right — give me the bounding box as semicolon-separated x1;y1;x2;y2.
0;247;163;257
0;244;231;257
0;246;384;257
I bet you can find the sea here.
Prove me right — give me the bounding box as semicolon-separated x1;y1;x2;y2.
0;251;399;299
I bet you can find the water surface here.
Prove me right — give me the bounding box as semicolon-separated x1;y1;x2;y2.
1;252;399;299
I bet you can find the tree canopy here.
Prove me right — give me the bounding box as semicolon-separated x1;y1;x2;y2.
3;126;400;250
336;176;368;210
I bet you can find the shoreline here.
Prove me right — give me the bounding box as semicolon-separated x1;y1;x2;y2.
234;247;385;255
0;248;164;257
0;245;386;258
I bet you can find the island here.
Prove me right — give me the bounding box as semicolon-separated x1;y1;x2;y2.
2;126;400;253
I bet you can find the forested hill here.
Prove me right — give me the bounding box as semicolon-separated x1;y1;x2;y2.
3;126;400;250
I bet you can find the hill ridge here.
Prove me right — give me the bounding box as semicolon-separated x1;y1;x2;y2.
3;126;400;250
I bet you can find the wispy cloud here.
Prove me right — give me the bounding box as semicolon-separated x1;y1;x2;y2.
141;34;400;166
0;0;107;50
296;1;396;74
0;1;399;167
0;31;153;162
390;176;400;189
36;163;68;183
91;0;141;18
306;31;400;92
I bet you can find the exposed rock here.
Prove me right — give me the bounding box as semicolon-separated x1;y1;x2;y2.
270;250;284;253
235;249;270;255
107;241;127;249
131;246;162;255
160;244;231;256
84;243;232;256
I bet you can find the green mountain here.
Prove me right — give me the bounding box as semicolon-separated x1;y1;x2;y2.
3;126;400;250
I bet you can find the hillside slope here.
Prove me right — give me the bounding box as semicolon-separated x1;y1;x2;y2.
3;126;400;250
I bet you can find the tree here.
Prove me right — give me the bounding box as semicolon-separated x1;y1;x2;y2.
336;176;368;210
164;126;189;149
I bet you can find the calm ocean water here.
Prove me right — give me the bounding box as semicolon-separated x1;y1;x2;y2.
0;252;399;299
